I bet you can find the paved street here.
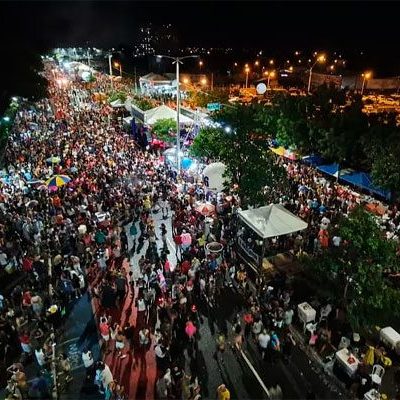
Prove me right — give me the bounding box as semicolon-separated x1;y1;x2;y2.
52;208;346;400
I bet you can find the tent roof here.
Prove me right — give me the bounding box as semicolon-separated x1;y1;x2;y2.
317;163;340;177
139;73;172;83
340;171;391;200
238;204;308;239
302;154;324;166
110;99;125;108
144;105;193;125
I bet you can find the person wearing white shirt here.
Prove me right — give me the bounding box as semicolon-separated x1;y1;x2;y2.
35;347;46;367
81;348;94;379
258;329;270;360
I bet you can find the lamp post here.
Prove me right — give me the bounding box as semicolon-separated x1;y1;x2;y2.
361;71;372;95
108;54;113;89
307;54;326;93
114;62;122;77
245;65;250;88
156;54;198;174
264;70;276;89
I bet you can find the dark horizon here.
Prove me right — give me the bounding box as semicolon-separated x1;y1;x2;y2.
0;1;399;75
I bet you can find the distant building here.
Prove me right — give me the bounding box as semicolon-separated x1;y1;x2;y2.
133;24;178;58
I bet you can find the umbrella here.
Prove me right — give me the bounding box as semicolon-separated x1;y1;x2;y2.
45;175;71;188
196;203;216;216
46;156;61;165
270;146;285;156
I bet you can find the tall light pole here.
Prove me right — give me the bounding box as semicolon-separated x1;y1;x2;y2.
264;70;276;89
87;48;91;68
245;65;250;88
108;54;113;89
114;62;122;77
156;54;198;174
361;71;372;95
307;54;326;93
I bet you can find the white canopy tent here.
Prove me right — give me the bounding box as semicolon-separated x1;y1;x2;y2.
144;105;193;125
110;99;126;108
238;204;308;239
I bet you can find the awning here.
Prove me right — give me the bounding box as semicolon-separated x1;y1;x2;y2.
302;154;324;166
340;172;391;200
317;163;340;178
238;204;308;239
144;105;193;125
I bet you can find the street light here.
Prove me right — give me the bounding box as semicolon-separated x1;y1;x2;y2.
269;59;274;66
307;54;326;93
244;66;250;88
200;78;207;86
113;61;122;77
108;54;113;89
156;54;198;174
361;71;372;95
264;70;276;89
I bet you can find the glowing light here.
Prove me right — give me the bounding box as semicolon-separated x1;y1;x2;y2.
183;78;189;84
363;71;372;79
200;78;207;85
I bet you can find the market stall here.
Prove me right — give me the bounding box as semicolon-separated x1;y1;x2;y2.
237;204;308;270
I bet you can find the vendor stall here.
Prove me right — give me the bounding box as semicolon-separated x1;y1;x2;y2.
237;204;308;270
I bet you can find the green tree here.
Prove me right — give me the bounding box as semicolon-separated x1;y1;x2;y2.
310;207;400;329
152;118;176;143
187;88;229;109
108;91;127;104
191;104;287;206
131;96;155;111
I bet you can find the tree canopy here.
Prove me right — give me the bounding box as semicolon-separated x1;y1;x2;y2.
151;118;176;143
310;206;400;329
191;104;287;206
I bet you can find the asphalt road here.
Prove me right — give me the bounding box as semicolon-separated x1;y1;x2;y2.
53;209;346;400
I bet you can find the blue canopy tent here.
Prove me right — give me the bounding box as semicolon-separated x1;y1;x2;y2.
340;172;391;200
316;163;340;178
302;154;324;167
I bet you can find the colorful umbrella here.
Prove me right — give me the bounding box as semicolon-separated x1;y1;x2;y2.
46;156;61;165
270;146;285;156
196;203;216;216
45;175;71;188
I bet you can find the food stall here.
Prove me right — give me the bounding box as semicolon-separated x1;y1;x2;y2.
237;204;308;272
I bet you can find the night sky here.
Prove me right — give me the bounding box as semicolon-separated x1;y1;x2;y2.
0;1;399;74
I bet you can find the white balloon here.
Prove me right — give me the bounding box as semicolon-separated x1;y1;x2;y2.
203;162;227;192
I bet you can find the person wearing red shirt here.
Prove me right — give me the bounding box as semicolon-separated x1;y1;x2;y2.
173;234;182;260
181;259;191;275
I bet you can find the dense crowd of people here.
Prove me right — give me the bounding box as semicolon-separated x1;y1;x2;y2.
1;59;399;400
